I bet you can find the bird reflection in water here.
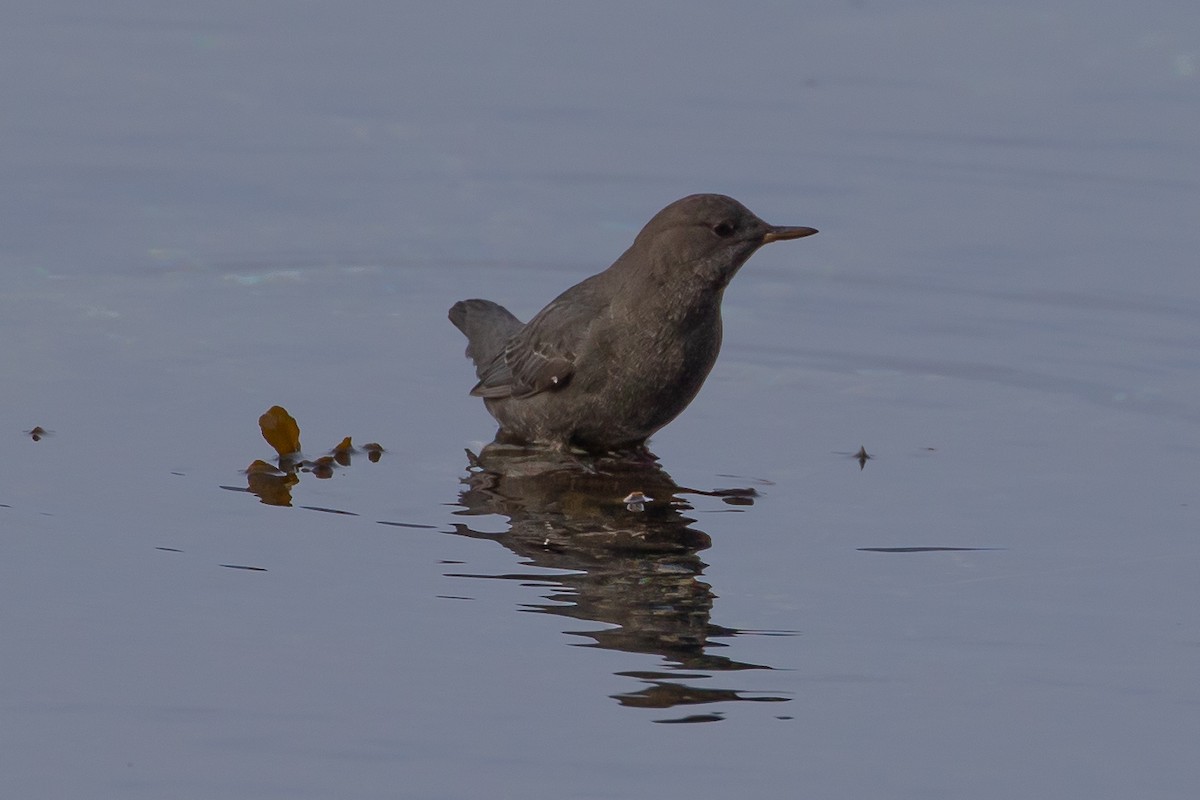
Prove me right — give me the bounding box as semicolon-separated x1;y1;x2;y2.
450;442;790;722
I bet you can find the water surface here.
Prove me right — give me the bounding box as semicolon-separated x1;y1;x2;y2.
3;2;1199;798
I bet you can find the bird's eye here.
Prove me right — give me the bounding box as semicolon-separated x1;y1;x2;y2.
711;221;735;238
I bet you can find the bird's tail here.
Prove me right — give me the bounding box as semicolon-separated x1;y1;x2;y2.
448;299;524;377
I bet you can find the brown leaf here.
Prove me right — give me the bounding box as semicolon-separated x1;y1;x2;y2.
259;405;301;457
331;436;355;466
245;459;285;476
246;468;298;507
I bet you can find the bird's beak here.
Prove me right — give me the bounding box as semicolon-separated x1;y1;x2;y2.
762;225;818;244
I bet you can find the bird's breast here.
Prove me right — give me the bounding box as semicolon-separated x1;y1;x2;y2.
579;305;722;422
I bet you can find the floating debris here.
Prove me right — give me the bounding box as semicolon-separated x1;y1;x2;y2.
244;459;286;476
331;436;356;466
362;442;385;462
259;405;301;457
239;405;385;506
244;459;299;507
854;445;872;470
308;455;336;479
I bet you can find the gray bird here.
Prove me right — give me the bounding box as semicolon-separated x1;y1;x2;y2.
449;193;817;453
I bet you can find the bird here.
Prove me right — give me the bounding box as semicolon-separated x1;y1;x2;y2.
449;193;817;453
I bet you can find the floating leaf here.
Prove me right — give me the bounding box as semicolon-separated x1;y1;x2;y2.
259;405;301;457
331;437;355;466
309;456;335;479
246;465;298;507
245;459;285;476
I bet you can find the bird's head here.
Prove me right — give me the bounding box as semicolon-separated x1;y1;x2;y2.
626;194;817;291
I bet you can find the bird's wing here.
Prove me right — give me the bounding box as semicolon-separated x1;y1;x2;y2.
470;294;597;399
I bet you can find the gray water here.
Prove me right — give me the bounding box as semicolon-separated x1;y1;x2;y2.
3;3;1199;798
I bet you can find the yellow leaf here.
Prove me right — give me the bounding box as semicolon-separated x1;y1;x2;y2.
259;405;301;457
